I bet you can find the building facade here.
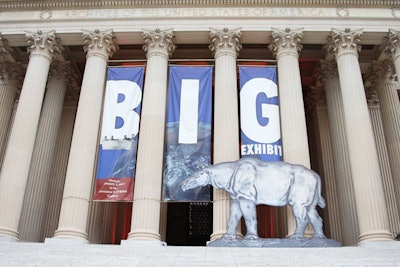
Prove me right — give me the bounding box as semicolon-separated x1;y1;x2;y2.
0;0;400;248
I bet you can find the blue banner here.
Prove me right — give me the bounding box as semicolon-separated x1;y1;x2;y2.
239;66;282;161
163;66;212;201
94;67;144;201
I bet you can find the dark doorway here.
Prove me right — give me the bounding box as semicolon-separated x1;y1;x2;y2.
166;202;212;246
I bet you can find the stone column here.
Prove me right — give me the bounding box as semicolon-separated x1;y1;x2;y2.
269;28;310;236
319;59;359;245
209;28;241;240
19;61;72;242
43;105;77;239
54;29;116;241
0;30;62;241
329;28;392;243
127;29;175;242
0;60;23;167
309;87;342;243
365;61;400;235
385;29;400;80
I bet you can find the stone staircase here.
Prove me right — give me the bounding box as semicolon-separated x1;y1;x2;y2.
0;239;400;266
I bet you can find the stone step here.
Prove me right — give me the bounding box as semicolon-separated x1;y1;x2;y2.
0;240;400;266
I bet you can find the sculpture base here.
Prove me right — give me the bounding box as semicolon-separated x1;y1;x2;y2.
207;237;342;247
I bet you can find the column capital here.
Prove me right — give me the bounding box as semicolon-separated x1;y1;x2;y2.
384;29;400;60
365;60;397;88
0;36;13;62
0;61;24;88
327;28;363;58
82;29;117;60
366;90;380;107
209;27;242;59
142;28;175;59
269;28;303;59
318;59;338;83
25;30;63;61
49;61;74;83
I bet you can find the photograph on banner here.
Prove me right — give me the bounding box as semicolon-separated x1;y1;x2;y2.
239;66;282;162
94;67;144;201
162;66;213;202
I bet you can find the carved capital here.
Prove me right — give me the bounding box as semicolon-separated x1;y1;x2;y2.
142;28;175;59
0;61;24;87
209;27;242;58
365;60;397;88
0;36;12;62
49;61;77;86
26;30;63;60
327;28;363;57
269;28;303;58
384;29;400;60
318;59;338;83
82;29;117;60
366;90;380;106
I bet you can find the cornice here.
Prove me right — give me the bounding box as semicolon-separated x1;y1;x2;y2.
0;0;399;10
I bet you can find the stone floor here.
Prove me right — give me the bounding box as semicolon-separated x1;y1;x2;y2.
0;239;400;266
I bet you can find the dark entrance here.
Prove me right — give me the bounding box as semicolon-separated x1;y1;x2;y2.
166;202;213;246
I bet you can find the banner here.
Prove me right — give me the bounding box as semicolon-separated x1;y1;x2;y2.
94;67;144;201
239;66;282;161
163;66;212;201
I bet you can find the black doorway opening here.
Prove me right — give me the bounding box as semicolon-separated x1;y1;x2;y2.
166;202;212;246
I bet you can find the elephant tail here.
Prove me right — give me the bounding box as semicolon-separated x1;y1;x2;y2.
316;173;326;209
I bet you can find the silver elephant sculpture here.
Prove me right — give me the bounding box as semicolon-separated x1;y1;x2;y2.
182;157;326;240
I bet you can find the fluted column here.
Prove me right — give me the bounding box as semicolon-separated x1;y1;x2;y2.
385;29;400;80
269;28;310;236
0;30;62;241
128;28;175;242
54;29;116;241
209;28;241;241
19;61;72;242
43;105;77;240
329;28;392;243
365;61;400;235
319;59;359;245
0;60;23;167
309;87;342;243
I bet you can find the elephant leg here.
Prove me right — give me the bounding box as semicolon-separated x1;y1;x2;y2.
224;199;242;239
238;198;258;240
307;206;326;238
290;204;308;238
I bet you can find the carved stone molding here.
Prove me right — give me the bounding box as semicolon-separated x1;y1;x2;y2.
25;30;63;60
318;59;338;83
384;29;400;60
327;28;363;58
365;60;397;88
0;0;397;10
269;28;303;59
82;29;117;60
0;36;12;62
0;61;24;88
142;28;175;59
209;28;242;58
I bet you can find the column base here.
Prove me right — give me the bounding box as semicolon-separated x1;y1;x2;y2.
210;230;226;241
127;229;161;241
358;230;394;244
0;226;19;241
53;227;88;241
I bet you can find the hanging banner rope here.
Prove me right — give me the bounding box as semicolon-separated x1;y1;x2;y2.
239;66;282;161
162;66;213;201
94;67;144;201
